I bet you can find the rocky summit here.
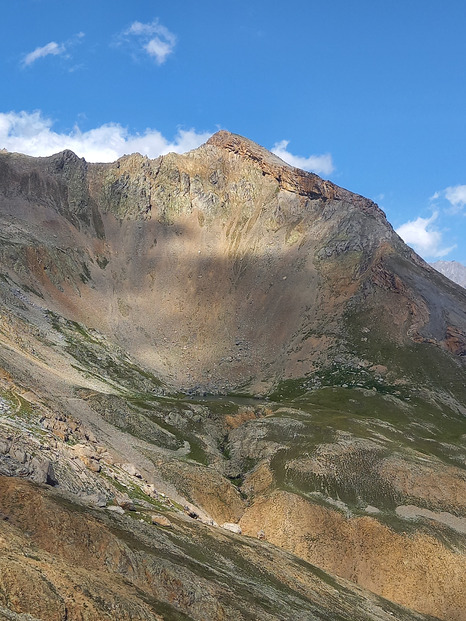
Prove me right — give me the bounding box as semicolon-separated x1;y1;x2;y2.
0;131;465;621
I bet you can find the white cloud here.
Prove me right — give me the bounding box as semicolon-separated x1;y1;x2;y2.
271;140;334;175
22;41;66;67
0;110;211;162
444;185;466;211
22;33;85;68
145;38;174;64
124;19;176;64
396;212;456;259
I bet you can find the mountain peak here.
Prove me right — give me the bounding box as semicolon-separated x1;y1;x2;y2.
0;129;466;621
207;130;293;169
207;130;383;219
206;130;335;198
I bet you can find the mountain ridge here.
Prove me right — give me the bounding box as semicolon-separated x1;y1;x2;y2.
0;132;465;620
1;131;465;395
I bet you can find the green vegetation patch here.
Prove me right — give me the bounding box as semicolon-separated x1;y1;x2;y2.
45;310;165;395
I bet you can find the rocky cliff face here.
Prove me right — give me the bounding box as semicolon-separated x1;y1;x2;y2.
0;132;465;620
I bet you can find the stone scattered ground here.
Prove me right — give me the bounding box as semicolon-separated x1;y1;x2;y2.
0;475;437;621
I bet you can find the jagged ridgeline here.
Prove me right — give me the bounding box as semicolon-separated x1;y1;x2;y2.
0;132;465;621
0;130;465;395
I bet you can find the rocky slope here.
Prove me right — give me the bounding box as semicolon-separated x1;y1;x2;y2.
0;475;437;621
431;260;466;289
0;131;465;620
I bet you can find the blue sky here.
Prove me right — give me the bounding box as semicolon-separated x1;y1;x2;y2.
1;0;465;263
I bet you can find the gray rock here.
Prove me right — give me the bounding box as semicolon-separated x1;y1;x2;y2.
0;455;28;477
118;499;136;511
10;448;27;464
29;457;57;486
121;463;142;478
151;514;172;527
221;522;242;535
0;440;11;455
80;492;107;507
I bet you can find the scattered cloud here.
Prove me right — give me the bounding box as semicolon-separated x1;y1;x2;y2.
22;41;66;67
0;110;211;162
444;185;466;212
396;212;456;259
271;140;334;175
21;33;85;68
429;184;466;215
123;19;176;64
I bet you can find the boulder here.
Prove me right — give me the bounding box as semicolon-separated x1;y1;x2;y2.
121;463;142;478
0;439;11;455
221;522;242;535
118;498;136;511
73;443;98;460
29;457;57;486
151;514;172;527
10;448;27;464
81;456;101;472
